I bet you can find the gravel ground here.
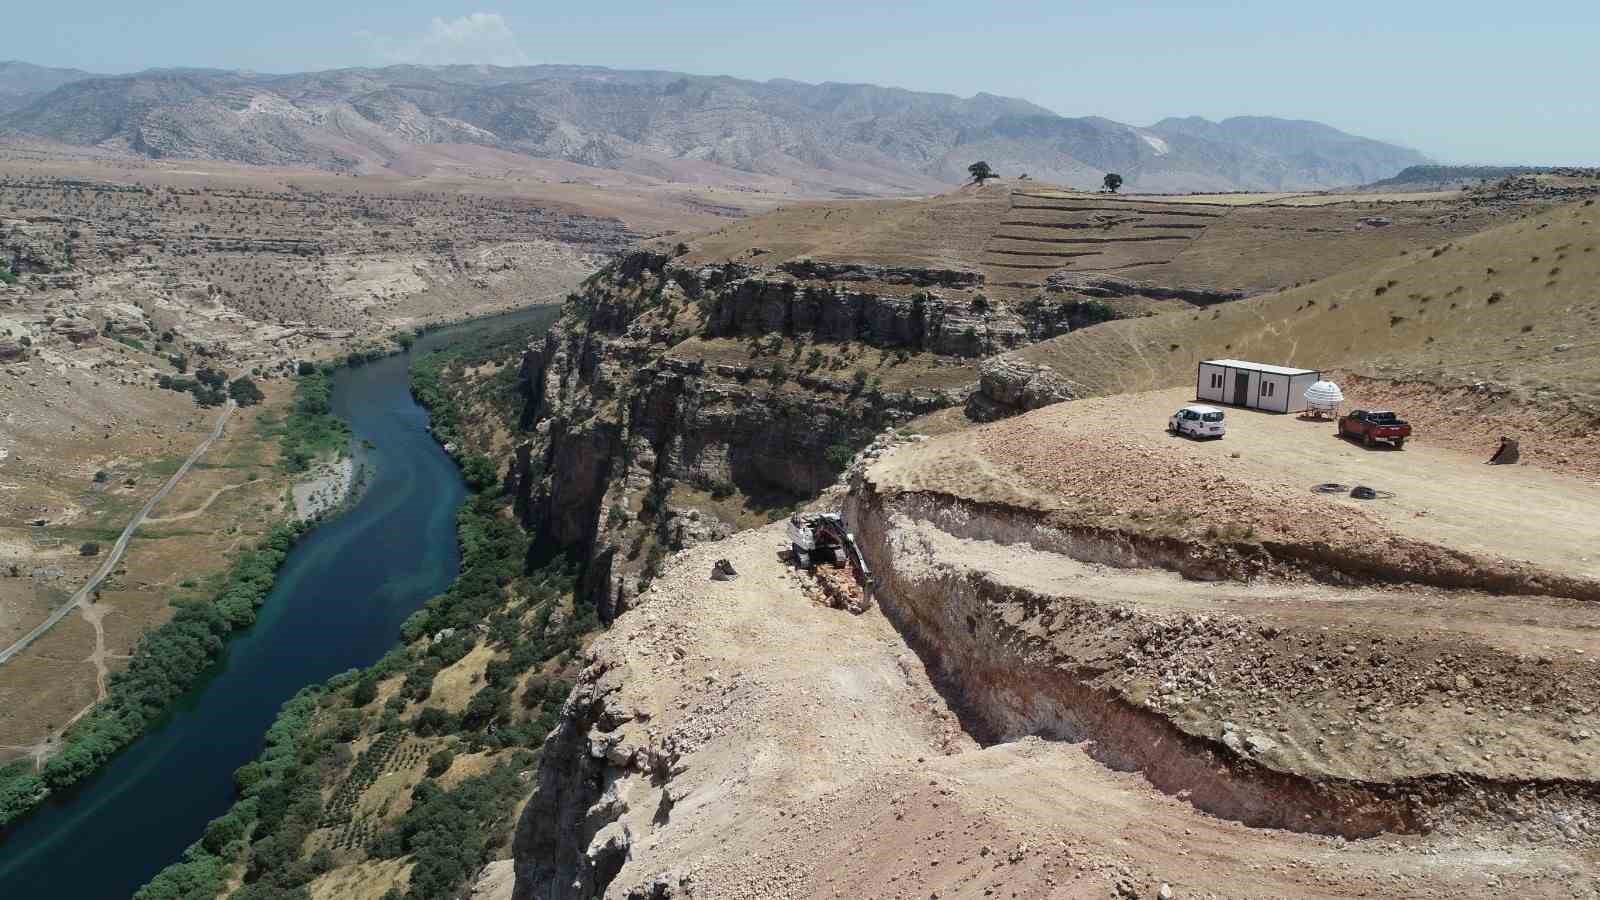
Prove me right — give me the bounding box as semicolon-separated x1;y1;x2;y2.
515;521;1600;900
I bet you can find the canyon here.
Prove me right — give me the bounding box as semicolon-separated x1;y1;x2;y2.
495;176;1600;899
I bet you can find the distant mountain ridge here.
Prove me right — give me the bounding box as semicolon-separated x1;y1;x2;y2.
0;61;1429;194
0;61;101;114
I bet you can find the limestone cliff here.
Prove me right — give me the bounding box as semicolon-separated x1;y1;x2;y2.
509;248;1021;623
501;245;1272;900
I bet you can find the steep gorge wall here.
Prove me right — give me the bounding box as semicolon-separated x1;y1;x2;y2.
509;250;1013;622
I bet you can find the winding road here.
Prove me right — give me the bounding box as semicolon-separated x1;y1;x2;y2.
0;400;236;668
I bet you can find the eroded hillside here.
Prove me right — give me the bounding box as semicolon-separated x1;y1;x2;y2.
504;179;1517;623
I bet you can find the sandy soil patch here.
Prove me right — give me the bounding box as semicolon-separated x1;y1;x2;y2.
309;857;414;900
294;455;355;520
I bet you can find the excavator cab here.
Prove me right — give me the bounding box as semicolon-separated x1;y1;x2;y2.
786;513;874;603
787;512;846;568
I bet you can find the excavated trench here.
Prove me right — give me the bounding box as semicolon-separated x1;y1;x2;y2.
843;475;1600;841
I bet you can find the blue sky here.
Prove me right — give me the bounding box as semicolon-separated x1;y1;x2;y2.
9;1;1597;164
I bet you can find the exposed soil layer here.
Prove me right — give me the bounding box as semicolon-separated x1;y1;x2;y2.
511;520;1600;900
836;381;1600;850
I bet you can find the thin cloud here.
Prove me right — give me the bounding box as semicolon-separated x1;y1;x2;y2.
358;12;530;67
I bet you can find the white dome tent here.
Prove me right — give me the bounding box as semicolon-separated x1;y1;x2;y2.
1303;380;1344;418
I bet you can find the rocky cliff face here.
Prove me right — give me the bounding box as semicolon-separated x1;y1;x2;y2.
501;248;1274;898
509;249;1000;622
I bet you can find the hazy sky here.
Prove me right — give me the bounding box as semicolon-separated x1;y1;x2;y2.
9;1;1597;165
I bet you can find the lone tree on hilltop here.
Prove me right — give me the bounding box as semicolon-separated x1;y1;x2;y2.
968;161;997;185
1102;173;1124;193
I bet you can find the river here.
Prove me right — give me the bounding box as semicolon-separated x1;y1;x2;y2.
0;307;550;897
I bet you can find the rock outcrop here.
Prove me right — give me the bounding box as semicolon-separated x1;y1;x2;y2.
1043;270;1247;305
49;315;96;343
776;258;984;288
510;250;976;620
965;356;1079;421
509;664;633;900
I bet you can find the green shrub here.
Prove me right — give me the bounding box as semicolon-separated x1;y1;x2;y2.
1070;299;1117;326
426;749;455;777
229;375;265;406
277;371;349;473
825;443;855;472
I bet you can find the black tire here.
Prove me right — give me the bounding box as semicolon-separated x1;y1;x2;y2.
1363;432;1375;448
1393;438;1405;450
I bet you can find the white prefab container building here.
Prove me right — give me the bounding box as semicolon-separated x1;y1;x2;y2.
1196;359;1320;414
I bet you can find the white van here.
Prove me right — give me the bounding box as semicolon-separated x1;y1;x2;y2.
1169;404;1226;439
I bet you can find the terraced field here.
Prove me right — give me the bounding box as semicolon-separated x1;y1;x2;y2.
982;190;1230;290
677;179;1542;305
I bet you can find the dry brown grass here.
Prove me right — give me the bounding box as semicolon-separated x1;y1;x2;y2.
668;179;1536;303
1012;198;1600;409
0;381;293;752
308;857;414;900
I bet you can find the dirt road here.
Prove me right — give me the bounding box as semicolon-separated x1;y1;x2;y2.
514;524;1598;900
0;400;236;668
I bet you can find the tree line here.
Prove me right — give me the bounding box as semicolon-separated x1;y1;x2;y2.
0;520;308;829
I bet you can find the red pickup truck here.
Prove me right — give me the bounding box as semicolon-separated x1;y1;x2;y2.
1338;409;1411;449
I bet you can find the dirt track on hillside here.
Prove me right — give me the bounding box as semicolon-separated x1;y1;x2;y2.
532;524;1599;900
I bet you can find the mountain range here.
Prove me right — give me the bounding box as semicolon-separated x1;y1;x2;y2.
0;60;1428;195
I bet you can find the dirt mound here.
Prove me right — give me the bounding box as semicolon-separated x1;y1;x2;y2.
834;393;1600;850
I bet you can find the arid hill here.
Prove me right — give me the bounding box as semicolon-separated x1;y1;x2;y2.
0;62;1427;193
999;192;1600;408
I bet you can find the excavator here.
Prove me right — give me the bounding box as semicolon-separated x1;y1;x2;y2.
786;512;875;604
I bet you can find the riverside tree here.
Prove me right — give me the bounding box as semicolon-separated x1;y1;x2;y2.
1103;172;1124;193
968;161;997;185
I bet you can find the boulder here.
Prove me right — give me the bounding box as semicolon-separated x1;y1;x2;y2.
50;316;98;343
103;303;152;336
0;339;23;361
966;356;1078;422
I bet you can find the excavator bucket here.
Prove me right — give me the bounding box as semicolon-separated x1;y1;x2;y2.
1488;437;1520;466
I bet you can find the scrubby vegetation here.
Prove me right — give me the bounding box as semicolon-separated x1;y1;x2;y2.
271;368;350;472
228;375;265;406
0;522;307;828
134;689;321;900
